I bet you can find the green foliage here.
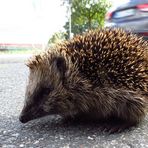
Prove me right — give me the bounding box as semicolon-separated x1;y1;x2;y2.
48;31;66;45
63;0;111;38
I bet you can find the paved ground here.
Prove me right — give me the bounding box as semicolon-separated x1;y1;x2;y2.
0;62;148;148
0;54;32;64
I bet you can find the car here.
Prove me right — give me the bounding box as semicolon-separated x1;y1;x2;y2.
105;0;148;40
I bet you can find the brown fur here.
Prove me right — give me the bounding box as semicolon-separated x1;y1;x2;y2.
19;28;148;133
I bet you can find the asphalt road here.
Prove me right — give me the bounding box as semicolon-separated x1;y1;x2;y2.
0;62;148;148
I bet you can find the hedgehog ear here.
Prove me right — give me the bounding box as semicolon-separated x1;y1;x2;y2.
54;56;67;76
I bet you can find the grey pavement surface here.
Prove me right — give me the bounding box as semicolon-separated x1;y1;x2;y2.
0;54;32;64
0;60;148;148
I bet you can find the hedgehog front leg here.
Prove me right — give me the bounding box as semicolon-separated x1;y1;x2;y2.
95;88;147;133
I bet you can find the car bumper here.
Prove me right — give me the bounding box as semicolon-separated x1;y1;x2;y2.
105;18;148;39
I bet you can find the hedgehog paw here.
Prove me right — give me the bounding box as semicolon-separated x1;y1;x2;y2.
100;122;134;134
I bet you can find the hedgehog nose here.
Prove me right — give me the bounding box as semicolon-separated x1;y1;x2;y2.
19;115;28;123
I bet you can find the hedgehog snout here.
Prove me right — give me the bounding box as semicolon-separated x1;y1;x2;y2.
19;103;32;123
19;114;29;123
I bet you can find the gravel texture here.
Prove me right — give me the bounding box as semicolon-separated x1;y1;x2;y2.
0;63;148;148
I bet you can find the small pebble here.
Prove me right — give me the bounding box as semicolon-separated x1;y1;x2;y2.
87;136;94;140
19;144;24;147
12;133;19;137
62;145;70;148
60;136;64;140
34;140;39;144
3;131;7;134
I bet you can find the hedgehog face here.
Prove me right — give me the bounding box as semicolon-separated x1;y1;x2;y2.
19;56;79;123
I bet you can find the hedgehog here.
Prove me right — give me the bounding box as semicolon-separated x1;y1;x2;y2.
19;28;148;133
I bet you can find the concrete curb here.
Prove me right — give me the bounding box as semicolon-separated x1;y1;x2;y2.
0;54;32;64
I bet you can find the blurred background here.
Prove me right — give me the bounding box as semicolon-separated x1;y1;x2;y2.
0;0;147;54
105;0;148;40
